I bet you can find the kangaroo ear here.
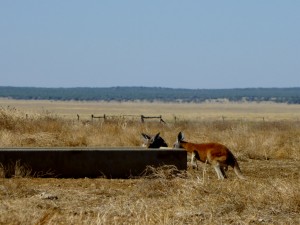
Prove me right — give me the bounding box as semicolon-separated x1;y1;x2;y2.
178;132;184;141
142;133;150;140
151;133;160;143
154;132;160;139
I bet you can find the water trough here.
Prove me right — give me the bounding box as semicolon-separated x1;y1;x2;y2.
0;148;187;178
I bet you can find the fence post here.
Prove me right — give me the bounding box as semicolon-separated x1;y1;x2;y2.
160;115;166;124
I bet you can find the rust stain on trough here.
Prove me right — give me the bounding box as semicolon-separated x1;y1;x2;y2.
0;148;187;178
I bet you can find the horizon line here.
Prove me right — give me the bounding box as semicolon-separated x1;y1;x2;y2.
1;86;299;90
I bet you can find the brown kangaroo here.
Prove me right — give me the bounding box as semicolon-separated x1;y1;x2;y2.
174;132;245;180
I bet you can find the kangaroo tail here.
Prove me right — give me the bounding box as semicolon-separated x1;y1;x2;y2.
233;160;246;180
229;151;246;180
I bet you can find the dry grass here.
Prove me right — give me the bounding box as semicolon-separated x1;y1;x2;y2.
0;101;300;224
0;163;299;224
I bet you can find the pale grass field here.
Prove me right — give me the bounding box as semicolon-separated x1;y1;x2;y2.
1;99;300;121
0;100;300;224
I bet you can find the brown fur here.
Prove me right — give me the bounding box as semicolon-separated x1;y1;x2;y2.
174;132;245;180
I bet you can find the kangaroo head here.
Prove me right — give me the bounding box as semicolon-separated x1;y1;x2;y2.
141;132;168;148
174;131;185;148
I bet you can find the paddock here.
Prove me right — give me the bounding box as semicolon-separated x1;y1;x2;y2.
0;148;187;178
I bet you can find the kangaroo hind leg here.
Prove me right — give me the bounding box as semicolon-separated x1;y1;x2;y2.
213;163;225;180
191;151;198;169
220;165;228;178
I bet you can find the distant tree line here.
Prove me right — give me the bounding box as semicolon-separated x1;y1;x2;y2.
0;86;300;104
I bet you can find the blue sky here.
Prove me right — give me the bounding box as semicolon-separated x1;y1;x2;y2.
0;1;299;89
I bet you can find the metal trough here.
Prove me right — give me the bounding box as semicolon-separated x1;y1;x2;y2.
0;147;187;178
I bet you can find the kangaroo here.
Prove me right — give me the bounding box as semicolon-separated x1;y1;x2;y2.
141;133;168;148
174;132;245;180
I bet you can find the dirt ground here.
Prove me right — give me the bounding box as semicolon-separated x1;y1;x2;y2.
0;159;299;225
